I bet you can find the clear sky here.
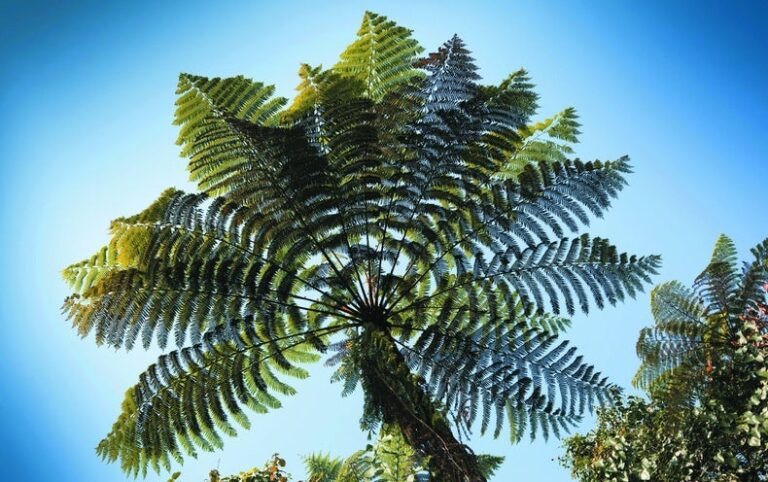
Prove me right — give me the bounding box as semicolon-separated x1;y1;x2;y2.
1;1;766;480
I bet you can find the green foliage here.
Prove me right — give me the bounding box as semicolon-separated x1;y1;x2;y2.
502;107;581;177
170;432;501;482
562;236;768;481
209;454;289;482
335;11;424;99
62;11;658;480
634;235;768;402
303;427;503;481
306;427;426;482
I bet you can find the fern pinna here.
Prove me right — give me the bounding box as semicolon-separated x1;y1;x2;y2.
62;11;659;481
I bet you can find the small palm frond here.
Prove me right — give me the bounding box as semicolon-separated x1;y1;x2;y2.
303;453;344;482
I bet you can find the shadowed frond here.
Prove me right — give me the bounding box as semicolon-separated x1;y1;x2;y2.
633;281;707;391
96;320;344;477
402;319;615;443
62;189;355;351
384;158;659;321
693;234;741;316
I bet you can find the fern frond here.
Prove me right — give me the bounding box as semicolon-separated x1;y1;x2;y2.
303;453;344;482
335;11;424;100
502;107;581;177
401;320;612;442
175;74;287;193
96;320;339;477
693;234;741;316
738;237;768;313
62;189;355;350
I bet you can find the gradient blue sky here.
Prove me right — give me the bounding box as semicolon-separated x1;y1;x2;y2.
1;1;766;480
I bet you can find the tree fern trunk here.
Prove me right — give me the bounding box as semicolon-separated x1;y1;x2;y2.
359;326;486;482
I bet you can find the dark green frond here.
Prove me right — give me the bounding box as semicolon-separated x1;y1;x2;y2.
96;320;331;476
737;237;768;313
402;320;615;443
481;68;539;132
633;281;709;391
693;234;741;316
62;189;354;350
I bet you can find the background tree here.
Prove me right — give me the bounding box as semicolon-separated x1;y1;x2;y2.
562;235;768;481
61;11;659;481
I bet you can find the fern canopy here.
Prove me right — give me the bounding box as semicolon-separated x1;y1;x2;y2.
565;237;768;481
62;11;659;481
634;235;768;401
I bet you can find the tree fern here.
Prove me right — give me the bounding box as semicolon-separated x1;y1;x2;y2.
62;11;659;482
633;235;768;401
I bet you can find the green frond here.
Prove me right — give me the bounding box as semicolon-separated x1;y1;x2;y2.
738;237;768;310
62;189;354;350
502;107;581;177
693;234;740;315
476;454;505;479
303;453;343;482
633;326;704;393
174;73;289;196
632;280;709;391
483;68;539;126
62;188;184;294
650;281;707;329
96;320;328;477
335;11;424;99
403;319;615;443
284;63;325;119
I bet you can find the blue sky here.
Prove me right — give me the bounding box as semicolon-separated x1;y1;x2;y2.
1;1;766;480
